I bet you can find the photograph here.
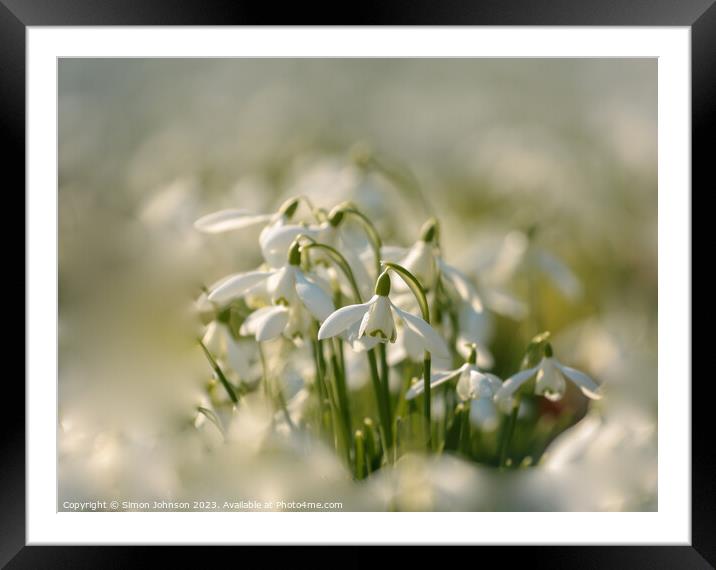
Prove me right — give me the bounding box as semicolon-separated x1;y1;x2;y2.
56;57;658;513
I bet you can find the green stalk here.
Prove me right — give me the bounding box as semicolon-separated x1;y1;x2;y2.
378;343;392;435
498;403;519;469
367;348;392;455
330;339;353;460
301;237;393;456
198;339;238;404
338;206;383;278
354;430;366;480
382;262;433;450
258;342;295;432
311;335;329;434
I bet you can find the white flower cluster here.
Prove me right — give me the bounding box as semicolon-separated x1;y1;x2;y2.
195;196;602;475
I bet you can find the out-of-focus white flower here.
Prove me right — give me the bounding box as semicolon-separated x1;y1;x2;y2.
496;343;601;411
314;211;376;300
201;321;254;380
487;230;582;300
318;272;450;359
194;197;320;268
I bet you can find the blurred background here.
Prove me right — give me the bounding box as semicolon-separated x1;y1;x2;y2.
58;58;657;512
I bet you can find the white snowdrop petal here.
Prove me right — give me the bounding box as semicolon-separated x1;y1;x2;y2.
208;270;273;303
252;305;290;341
400;241;436;285
483;287;528;320
359;296;396;341
260;223;317;254
194;209;272;233
456;368;476;401
535;359;566;401
556;362;602;399
392;304;450;359
267;266;297;305
318;299;375;340
350;335;381;352
535;249;582;299
407;366;464;400
495;365;540;404
225;336;252;379
484;373;503;394
201;321;223;354
380;245;409;263
439;260;483;311
470;398;500;431
295;271;335;322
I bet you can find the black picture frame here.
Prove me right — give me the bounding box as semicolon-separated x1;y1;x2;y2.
4;1;709;565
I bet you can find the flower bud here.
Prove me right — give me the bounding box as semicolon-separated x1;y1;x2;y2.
374;271;392;296
419;218;439;243
287;239;302;266
278;197;300;219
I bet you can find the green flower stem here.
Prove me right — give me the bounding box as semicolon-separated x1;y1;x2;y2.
423;353;432;450
311;336;329;434
300;241;364;305
354;430;366;480
378;342;392;431
330;339;353;462
460;403;472;455
367;348;392;456
198;339;238;404
498;402;520;469
258;342;295;432
301;237;392;457
339;206;383;278
382;262;433;450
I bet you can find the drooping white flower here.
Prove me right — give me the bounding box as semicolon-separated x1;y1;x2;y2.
485;229;582;300
384;219;526;362
317;272;450;359
313;211;376;300
207;245;335;342
456;369;503;432
405;345;502;430
495;343;601;411
194;197;319;268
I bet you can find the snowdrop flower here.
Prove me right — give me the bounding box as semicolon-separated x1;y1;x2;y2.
496;343;601;411
201;321;253;380
487;229;582;300
312;206;376;300
318;271;450;360
387;320;452;371
385;219;510;360
194;196;298;234
194;197;319;268
406;344;501;400
207;242;335;342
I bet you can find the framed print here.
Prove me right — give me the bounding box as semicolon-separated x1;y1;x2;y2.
5;0;710;564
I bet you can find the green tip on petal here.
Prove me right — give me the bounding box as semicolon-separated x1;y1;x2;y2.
465;343;477;365
530;331;551;345
328;207;344;227
350;142;373;167
279;197;300;219
288;239;302;266
526;223;539;241
420;218;439;243
544;342;554;357
375;271;391;296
